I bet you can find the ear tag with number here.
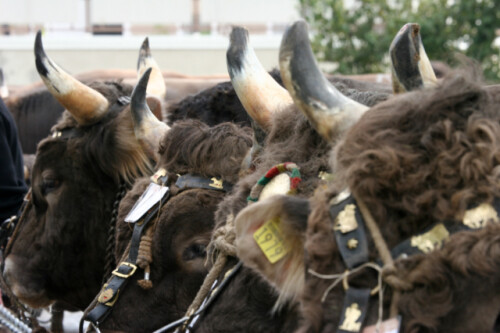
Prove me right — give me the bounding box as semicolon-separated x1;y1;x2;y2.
253;217;289;264
124;183;169;223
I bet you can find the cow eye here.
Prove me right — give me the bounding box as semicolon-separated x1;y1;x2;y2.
41;178;60;195
182;243;207;261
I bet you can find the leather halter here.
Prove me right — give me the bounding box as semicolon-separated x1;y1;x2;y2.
84;170;233;329
324;192;500;333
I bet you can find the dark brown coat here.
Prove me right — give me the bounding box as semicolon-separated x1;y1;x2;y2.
99;120;252;332
2;81;152;309
193;84;389;332
301;71;500;332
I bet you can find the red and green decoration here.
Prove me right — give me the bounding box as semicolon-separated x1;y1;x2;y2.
247;162;302;202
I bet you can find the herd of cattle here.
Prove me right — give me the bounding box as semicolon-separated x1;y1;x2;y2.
0;19;499;333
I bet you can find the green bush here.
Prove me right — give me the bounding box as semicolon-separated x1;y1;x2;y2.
299;0;500;82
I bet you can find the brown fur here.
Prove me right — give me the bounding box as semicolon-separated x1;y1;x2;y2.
100;119;252;332
302;71;500;332
196;84;389;332
158;119;253;184
3;81;153;309
394;222;500;332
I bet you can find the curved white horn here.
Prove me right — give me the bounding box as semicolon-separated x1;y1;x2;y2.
131;68;169;160
137;37;167;101
227;26;293;131
34;31;109;125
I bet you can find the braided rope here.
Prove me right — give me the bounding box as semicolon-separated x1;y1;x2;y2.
247;162;301;202
102;182;128;285
136;227;154;290
184;214;236;317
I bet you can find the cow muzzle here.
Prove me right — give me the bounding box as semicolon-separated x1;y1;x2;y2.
2;255;52;308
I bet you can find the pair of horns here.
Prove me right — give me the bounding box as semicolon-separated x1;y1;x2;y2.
35;32;166;126
390;23;437;93
227;22;368;142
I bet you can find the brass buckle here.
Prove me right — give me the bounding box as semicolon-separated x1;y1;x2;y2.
112;262;137;278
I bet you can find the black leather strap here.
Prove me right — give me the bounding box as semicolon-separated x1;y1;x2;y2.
337;288;371;333
85;188;170;325
175;174;233;192
330;195;369;269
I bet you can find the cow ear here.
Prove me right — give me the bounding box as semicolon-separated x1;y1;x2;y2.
234;195;309;309
146;96;163;121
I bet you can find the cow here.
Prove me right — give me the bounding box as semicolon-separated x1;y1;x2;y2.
1;31;161;310
83;68;253;332
77;24;395;333
233;21;500;333
156;25;392;333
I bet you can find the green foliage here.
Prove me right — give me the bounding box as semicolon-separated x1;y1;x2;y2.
299;0;500;81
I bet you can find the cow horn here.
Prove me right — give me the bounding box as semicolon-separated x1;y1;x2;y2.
227;26;293;131
34;31;109;125
131;68;169;161
390;23;437;93
137;37;167;101
279;21;368;142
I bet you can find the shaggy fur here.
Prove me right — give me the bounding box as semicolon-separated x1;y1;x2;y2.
3;81;154;309
302;71;500;332
394;222;500;333
100;119;252;332
196;83;390;331
158;119;253;184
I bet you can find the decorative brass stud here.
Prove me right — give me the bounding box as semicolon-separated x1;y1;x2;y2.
209;177;224;189
334;204;358;234
347;238;358;249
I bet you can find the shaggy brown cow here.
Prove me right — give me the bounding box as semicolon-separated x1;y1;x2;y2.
1;32;162;310
234;23;500;333
174;25;390;333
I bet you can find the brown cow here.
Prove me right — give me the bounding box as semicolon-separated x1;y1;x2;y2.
82;25;391;333
1;32;161;310
84;69;253;333
174;25;390;333
234;22;500;333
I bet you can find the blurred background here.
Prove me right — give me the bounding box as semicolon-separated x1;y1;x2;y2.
0;0;499;87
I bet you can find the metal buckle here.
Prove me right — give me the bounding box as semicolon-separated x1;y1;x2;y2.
112;262;137;278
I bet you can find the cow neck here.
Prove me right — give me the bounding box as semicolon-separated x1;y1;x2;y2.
311;191;500;333
157;163;303;333
83;170;234;332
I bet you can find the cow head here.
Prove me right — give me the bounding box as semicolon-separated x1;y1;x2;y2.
96;119;252;332
235;26;500;332
2;32;162;309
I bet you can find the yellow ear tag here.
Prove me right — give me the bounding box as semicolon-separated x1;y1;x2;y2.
253;217;289;264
